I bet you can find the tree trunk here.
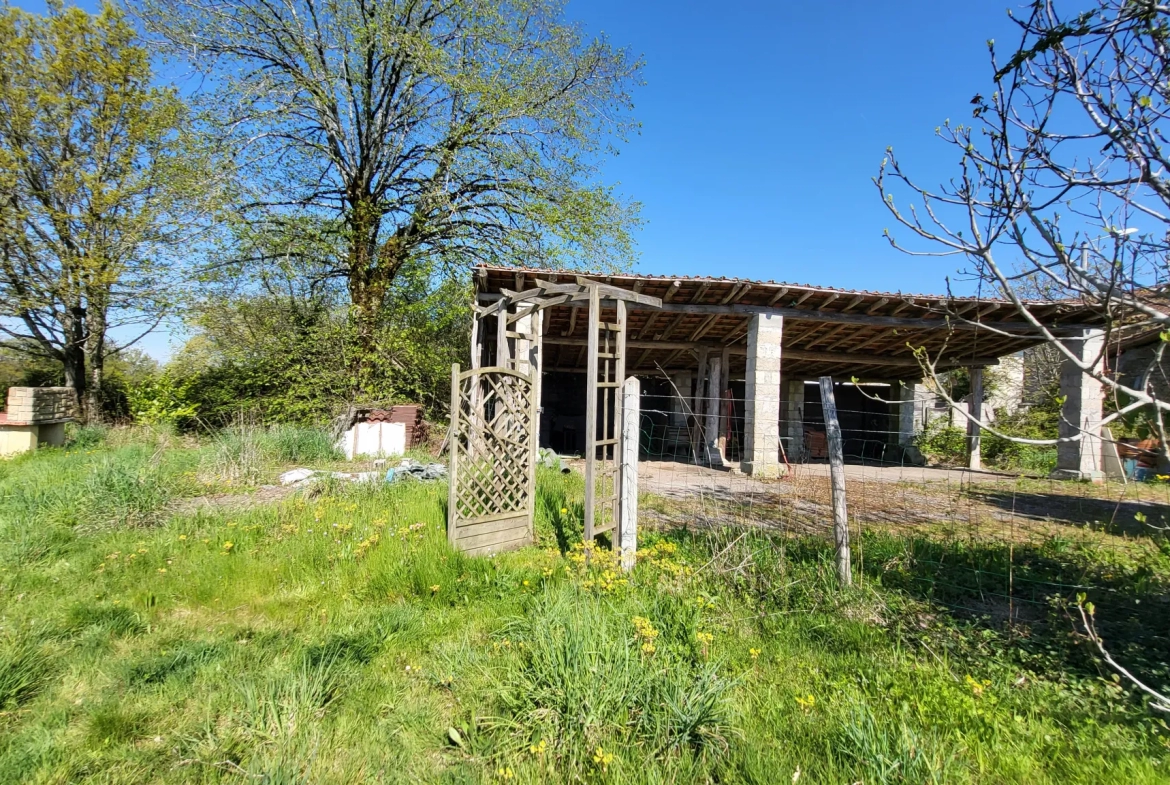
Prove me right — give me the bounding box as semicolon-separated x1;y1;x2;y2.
344;195;387;390
84;306;107;424
61;304;87;417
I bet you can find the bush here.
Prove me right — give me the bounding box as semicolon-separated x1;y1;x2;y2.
127;373;198;427
915;419;967;466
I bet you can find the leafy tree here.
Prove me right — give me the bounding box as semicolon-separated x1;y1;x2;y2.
0;2;217;421
136;0;643;368
173;258;466;425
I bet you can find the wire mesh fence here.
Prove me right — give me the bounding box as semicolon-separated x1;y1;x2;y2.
557;382;1170;669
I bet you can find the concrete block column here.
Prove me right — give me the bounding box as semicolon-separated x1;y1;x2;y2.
897;380;927;446
784;379;804;460
742;313;783;477
1052;329;1106;481
703;353;725;466
668;371;692;426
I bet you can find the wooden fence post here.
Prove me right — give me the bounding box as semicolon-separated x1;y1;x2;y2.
967;367;983;471
619;376;640;571
818;376;852;587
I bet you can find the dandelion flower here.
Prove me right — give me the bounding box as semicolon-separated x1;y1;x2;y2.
522;580;529;587
222;541;234;552
593;746;614;770
560;507;568;515
178;535;187;541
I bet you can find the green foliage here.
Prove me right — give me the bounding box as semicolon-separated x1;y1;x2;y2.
199;422;340;486
915;419;968;465
982;405;1060;474
126;373;198;426
175;262;469;424
138;0;643;351
0;2;219;418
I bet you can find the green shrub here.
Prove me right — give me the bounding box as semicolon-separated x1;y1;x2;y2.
127;373;198;426
915;419;967;466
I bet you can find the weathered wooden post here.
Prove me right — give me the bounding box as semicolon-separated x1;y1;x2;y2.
818;376;852;587
967;367;983;471
619;376;640;571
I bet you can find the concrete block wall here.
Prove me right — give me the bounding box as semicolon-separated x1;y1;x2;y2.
5;387;77;422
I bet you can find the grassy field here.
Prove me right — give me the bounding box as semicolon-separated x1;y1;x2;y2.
0;427;1168;783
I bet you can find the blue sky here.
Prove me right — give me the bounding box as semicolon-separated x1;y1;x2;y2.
568;0;1021;292
14;0;1023;359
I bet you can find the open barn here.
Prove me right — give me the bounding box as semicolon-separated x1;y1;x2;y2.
474;266;1106;478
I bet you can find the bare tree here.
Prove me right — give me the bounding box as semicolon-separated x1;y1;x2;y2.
876;0;1170;459
876;0;1170;713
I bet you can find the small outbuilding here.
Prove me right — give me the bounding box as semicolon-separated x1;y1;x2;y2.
0;387;76;457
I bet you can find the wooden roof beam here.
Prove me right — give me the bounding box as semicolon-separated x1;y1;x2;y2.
636;312;661;340
660;313;688;340
689;314;720;341
792;291;816;308
803;323;853;350
817;293;840;311
891;298;918;316
689;281;712;303
721;283;752;304
864;297;890;315
767;286;790;306
840;294;866;312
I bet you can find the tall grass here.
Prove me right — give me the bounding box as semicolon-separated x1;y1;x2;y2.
0;438;1166;783
199;423;340;486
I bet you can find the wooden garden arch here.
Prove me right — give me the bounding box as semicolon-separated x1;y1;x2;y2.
448;278;661;555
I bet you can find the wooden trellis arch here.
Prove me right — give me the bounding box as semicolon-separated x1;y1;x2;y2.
448;277;661;556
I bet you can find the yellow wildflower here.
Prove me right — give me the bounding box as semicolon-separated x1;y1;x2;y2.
795;694;815;713
430;584;440;593
222;541;234;552
593;745;614;770
496;767;514;780
529;739;547;755
749;647;761;660
157;568;166;574
178;535;187;541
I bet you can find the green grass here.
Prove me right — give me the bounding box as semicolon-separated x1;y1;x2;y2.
0;431;1166;782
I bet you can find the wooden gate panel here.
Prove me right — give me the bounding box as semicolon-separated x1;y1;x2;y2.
448;365;536;556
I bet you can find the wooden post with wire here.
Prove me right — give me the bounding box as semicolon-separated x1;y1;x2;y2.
819;375;852;587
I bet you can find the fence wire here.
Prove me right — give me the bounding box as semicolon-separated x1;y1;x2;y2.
550;383;1169;661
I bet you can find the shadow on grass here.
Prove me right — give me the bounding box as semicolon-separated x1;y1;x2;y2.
967;486;1170;537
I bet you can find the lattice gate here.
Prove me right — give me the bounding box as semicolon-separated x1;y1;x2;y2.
447;365;537;556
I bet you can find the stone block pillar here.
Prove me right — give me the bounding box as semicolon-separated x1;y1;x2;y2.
1052;329;1105;481
897;380;927;446
669;371;692;426
742;313;783;477
784;379;804;460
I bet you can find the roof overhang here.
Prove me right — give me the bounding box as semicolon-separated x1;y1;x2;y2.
475;266;1102;379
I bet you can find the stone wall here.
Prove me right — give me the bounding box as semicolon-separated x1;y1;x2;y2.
5;387;77;423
